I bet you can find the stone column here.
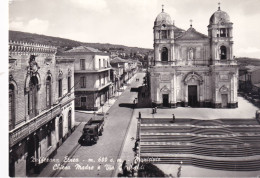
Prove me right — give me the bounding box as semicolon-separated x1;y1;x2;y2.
199;82;204;107
173;73;177;106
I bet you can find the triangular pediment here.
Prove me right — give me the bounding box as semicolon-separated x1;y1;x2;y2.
175;28;208;41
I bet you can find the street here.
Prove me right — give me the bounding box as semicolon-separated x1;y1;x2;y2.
37;72;145;177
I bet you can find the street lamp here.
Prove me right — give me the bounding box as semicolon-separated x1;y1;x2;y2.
177;161;183;178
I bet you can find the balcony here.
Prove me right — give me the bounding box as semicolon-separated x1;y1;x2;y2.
152;59;237;67
75;67;111;73
213;59;237;65
75;82;112;92
9;104;61;147
153;60;212;66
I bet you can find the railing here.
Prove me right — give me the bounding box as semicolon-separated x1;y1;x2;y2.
214;59;237;65
9;104;61;147
75;67;111;73
153;60;212;66
152;59;237;66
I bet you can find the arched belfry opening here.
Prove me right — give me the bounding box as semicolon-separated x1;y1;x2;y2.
161;47;168;62
220;46;227;60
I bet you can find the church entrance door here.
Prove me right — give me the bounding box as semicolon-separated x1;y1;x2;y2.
221;94;228;108
188;85;198;107
162;94;169;107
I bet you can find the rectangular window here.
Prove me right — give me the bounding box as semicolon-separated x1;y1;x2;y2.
99;75;101;86
46;82;50;107
58;79;62;97
81;97;86;107
68;76;71;92
80;76;86;88
220;28;227;37
47;130;52;147
80;59;85;70
161;30;167;39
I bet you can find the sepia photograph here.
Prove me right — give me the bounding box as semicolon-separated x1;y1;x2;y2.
5;0;260;177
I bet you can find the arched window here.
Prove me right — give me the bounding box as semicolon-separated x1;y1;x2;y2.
220;46;227;60
68;76;71;92
9;84;15;130
58;117;63;140
28;76;38;117
68;110;72;131
46;76;52;108
161;47;168;62
58;79;62;97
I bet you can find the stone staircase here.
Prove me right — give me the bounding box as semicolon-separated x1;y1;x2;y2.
140;118;260;171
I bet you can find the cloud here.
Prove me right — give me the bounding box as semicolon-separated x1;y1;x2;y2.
9;18;49;34
69;0;109;13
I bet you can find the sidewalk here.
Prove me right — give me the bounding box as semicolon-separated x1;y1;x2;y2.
37;121;84;177
136;96;259;120
113;109;139;177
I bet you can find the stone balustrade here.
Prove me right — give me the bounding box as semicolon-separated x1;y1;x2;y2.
9;103;61;147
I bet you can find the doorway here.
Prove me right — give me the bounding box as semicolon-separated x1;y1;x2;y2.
221;94;228;108
162;94;169;107
188;85;198;107
26;136;39;175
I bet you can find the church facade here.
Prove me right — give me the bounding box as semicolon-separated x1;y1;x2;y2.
149;5;238;108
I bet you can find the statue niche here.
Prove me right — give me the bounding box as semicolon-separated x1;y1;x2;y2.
188;48;194;60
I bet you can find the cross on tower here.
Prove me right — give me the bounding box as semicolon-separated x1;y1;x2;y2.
190;19;193;27
218;2;221;10
162;4;164;12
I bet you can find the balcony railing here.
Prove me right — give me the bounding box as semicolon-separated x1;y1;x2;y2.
152;59;237;66
9;104;61;147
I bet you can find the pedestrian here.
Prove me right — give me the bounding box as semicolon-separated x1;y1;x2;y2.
172;114;175;123
134;138;139;151
122;160;127;176
155;106;157;113
133;153;140;167
127;163;133;177
139;112;141;119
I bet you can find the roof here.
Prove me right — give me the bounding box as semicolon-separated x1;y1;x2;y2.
57;46;109;56
66;46;101;53
246;65;260;72
209;8;230;25
154;11;172;26
175;27;209;41
110;57;129;64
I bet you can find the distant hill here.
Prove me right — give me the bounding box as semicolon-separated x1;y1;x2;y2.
236;57;260;67
9;30;152;55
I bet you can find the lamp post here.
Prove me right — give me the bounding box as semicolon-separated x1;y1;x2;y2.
177;161;183;178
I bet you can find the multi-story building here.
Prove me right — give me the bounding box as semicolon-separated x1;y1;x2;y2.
9;41;75;177
149;5;238;108
60;46;112;111
110;57;132;87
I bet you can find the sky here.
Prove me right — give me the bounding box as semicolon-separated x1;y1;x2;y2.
7;0;260;58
